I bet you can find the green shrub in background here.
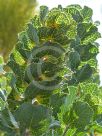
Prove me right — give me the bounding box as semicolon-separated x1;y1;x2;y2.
0;0;37;61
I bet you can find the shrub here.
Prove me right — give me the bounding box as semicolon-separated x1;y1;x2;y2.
0;0;37;61
0;5;102;136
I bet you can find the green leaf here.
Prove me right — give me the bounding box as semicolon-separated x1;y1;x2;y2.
75;43;99;61
81;31;101;44
77;23;87;39
14;103;50;131
49;120;60;129
73;101;94;131
38;27;48;40
0;108;19;133
16;42;31;59
81;6;93;22
50;93;65;118
24;62;41;83
96;114;102;126
67;4;82;11
8;110;19;129
40;6;48;23
65;5;83;22
7;60;24;81
54;35;70;45
27;23;39;44
0;89;7;101
10;50;25;65
18;31;29;49
0;98;5;111
24;77;61;99
60;86;77;113
76;64;93;82
68;51;80;71
78;23;101;44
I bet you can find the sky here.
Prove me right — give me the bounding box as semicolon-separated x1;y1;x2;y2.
37;0;102;84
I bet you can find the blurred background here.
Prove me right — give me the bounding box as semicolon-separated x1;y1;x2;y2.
0;0;37;61
0;0;102;83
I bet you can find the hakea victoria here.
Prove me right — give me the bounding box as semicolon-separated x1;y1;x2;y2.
0;5;102;136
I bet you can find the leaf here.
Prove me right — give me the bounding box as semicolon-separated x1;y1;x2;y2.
31;15;41;28
54;35;70;45
65;128;76;136
27;23;39;44
18;31;29;49
38;27;48;40
68;51;80;71
81;6;93;22
75;64;93;82
0;109;12;132
16;41;31;59
0;109;17;132
31;41;65;58
78;23;101;44
24;62;41;83
56;12;72;25
0;89;7;101
65;5;83;22
94;21;100;26
7;60;24;81
40;6;48;23
14;103;50;131
10;51;25;65
24;77;61;99
60;86;77;113
50;93;65;118
8;109;19;129
46;9;60;27
0;98;5;111
75;43;99;61
81;31;101;44
96;114;102;126
49;120;60;129
77;23;87;39
67;4;82;10
73;101;94;131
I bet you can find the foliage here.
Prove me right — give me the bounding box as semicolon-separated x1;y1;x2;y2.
0;4;102;136
0;0;37;61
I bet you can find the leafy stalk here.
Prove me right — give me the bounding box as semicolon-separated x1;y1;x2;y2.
0;4;102;136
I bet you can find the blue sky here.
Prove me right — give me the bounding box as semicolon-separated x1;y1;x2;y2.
37;0;102;84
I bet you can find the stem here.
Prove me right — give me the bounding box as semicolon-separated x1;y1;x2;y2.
90;129;95;136
62;124;70;136
24;129;30;136
52;129;54;136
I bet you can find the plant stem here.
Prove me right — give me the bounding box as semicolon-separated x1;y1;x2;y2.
90;129;95;136
52;129;54;136
24;129;30;136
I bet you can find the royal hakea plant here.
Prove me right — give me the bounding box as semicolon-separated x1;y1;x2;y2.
0;5;102;136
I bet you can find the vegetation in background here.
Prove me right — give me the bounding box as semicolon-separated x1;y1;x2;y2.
0;0;37;61
0;4;102;136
